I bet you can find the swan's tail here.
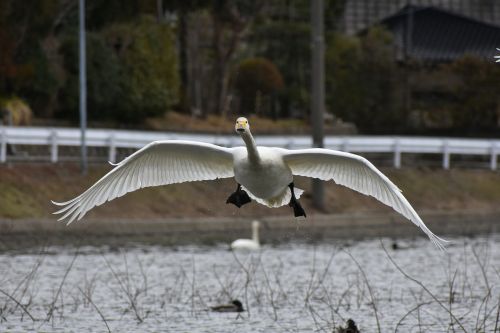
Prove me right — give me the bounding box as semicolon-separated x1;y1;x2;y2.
240;186;304;208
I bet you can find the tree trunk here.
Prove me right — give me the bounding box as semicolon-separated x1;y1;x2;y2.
212;16;226;116
156;0;163;23
178;7;190;113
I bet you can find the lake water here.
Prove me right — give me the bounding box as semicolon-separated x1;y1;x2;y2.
0;235;499;332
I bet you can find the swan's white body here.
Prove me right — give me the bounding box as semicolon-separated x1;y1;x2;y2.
231;220;260;250
233;146;303;207
53;117;447;249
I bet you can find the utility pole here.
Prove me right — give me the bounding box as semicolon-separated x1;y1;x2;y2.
311;0;325;210
79;0;88;175
156;0;163;23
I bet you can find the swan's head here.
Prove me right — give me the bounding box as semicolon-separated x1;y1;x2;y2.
235;117;250;134
252;220;260;229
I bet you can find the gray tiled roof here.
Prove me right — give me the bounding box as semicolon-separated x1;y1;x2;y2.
379;5;500;61
342;0;500;35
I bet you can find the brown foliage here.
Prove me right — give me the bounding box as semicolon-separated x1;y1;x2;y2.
233;57;284;116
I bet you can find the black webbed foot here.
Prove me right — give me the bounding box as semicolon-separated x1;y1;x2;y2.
289;199;306;217
288;182;307;217
226;184;252;208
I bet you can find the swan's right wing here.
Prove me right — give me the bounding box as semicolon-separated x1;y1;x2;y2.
283;148;448;250
52;140;235;224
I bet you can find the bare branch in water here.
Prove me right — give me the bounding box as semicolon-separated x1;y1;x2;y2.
78;286;111;333
380;240;467;332
101;253;143;323
46;249;79;322
345;250;382;333
0;288;36;322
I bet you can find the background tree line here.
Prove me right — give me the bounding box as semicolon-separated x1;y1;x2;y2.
1;0;499;135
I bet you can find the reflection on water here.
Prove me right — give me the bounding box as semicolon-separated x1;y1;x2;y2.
0;235;499;332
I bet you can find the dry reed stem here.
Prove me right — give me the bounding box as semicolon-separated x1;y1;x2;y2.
101;254;144;323
345;249;381;333
46;249;79;322
0;288;36;322
78;286;111;333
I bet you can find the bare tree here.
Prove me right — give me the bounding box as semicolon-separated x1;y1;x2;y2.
210;0;265;116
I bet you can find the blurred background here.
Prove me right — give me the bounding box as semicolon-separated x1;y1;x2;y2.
2;0;500;135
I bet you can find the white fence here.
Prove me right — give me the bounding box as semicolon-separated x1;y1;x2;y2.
1;126;500;170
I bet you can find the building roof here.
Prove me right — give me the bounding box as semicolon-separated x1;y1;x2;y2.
342;0;500;36
379;5;500;62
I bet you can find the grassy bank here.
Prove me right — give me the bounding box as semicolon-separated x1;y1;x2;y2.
1;163;500;220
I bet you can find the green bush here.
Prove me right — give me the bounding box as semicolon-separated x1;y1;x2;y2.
444;56;500;132
59;32;122;122
326;26;407;133
105;16;179;122
59;15;179;124
325;32;363;122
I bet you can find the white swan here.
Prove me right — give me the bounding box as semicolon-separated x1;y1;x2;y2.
52;117;447;249
231;220;260;250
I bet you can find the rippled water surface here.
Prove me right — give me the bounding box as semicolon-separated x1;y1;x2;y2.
0;235;499;332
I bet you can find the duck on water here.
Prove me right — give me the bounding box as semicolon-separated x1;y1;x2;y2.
210;300;244;313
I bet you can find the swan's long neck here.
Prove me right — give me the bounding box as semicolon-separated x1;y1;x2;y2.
252;223;260;245
241;131;260;163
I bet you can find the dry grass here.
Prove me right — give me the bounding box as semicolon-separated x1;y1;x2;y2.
2;164;500;220
145;112;310;134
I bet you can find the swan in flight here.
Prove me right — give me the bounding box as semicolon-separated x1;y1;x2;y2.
231;220;260;250
52;117;447;249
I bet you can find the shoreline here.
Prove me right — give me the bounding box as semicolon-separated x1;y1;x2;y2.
2;164;500;250
1;210;498;250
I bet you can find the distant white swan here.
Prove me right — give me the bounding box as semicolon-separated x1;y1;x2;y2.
231;220;260;250
52;117;447;249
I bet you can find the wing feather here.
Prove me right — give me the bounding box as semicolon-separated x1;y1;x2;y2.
52;140;235;224
283;148;447;250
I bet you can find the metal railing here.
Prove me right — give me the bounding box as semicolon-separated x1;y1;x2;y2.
1;126;499;170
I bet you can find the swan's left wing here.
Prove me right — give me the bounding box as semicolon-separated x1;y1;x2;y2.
52;140;235;224
283;148;447;249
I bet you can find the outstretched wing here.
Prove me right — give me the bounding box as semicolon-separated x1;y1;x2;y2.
283;148;447;250
52;140;235;224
